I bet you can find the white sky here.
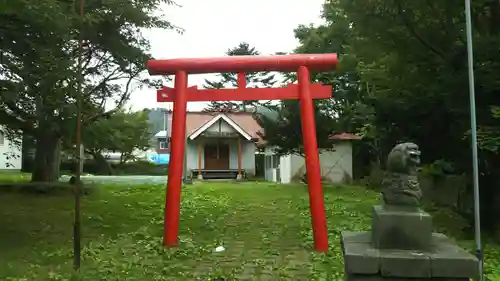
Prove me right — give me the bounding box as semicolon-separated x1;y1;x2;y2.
128;0;325;111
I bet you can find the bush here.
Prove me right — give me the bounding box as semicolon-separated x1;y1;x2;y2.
421;159;456;180
111;161;168;176
23;157;169;176
60;159;168;176
355;164;385;189
0;181;94;196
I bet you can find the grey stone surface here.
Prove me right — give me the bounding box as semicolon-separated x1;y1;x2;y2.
379;249;430;278
346;274;468;281
371;205;432;250
381;142;422;206
341;231;478;279
430;233;479;279
342;232;379;274
341;143;478;281
342;231;372;243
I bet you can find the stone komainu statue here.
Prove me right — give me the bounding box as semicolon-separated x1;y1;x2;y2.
381;142;422;206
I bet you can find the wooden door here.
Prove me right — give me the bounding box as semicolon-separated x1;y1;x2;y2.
204;142;229;170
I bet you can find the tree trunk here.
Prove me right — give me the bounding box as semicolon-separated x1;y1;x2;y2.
90;151;114;175
53;139;61;178
79;144;84;174
31;130;61;182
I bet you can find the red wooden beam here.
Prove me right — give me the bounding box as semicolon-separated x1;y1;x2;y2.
147;53;338;75
156;83;332;102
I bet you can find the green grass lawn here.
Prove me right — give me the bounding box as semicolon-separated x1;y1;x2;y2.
0;181;499;280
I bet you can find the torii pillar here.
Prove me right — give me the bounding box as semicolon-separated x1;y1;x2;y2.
147;53;338;252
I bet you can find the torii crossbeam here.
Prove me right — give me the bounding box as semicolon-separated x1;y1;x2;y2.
147;53;338;252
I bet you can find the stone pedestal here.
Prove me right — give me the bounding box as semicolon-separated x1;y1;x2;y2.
236;173;243;181
341;205;478;281
371;205;432;250
197;174;204;180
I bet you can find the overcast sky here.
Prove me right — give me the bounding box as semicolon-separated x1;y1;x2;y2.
129;0;325;111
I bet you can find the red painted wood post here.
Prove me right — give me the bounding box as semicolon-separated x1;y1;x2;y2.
163;70;188;247
297;66;329;252
237;72;246;88
148;53;337;251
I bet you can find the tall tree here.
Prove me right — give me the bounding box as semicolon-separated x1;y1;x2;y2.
0;0;177;181
255;100;337;156
80;109;152;174
256;8;366;156
294;0;500;231
202;42;277;112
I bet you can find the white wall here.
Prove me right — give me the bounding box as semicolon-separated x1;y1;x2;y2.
205;119;235;133
290;142;353;183
229;140;256;175
0;128;22;170
279;154;292;184
265;142;354;184
185;140;198;171
263;147;281;182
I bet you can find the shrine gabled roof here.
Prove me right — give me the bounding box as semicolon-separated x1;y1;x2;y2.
158;111;264;144
189;113;252;140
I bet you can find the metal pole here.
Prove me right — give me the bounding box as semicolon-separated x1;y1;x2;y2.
73;0;85;271
464;0;483;280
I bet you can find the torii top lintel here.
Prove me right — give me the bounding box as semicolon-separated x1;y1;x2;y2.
147;53;338;75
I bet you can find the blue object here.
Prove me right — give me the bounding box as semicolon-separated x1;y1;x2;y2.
149;153;170;164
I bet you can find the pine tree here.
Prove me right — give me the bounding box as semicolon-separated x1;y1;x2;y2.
203;42;277;112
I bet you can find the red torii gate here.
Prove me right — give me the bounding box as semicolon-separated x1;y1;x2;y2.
147;53;338;252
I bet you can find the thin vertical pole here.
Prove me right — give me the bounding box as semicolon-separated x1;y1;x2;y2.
237;72;246;88
238;72;246;110
464;0;483;280
163;110;166;132
237;137;242;179
197;141;202;175
163;71;188;247
73;0;85;271
297;66;328;252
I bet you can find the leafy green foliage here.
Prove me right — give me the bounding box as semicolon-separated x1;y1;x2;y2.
82;109;152;164
255;100;336;155
203;42;277;112
257;5;370;156
58;160;168;176
476;106;500;153
290;0;500;231
0;0;178;181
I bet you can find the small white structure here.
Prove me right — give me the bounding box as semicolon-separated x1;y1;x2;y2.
0;126;22;170
264;133;361;184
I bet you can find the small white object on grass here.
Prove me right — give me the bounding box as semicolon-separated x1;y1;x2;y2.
214;246;225;252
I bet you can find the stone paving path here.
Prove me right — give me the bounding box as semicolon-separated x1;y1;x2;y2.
191;191;313;280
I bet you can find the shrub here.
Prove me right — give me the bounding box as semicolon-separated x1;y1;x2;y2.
112;161;168;176
0;181;94;196
355;164;385;190
57;159;169;176
421;159;456;180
